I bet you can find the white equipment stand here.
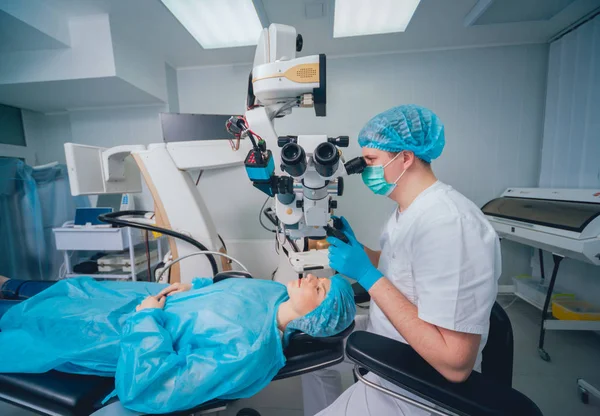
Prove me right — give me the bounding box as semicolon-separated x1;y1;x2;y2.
64;140;251;284
54;225;165;281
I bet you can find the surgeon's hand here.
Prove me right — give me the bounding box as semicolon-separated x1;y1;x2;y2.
327;234;383;291
157;282;192;298
136;295;166;312
332;216;357;240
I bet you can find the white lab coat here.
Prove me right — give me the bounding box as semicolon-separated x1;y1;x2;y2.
303;182;501;416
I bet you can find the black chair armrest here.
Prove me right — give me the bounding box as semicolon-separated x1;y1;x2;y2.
0;371;114;416
346;331;541;416
352;282;370;304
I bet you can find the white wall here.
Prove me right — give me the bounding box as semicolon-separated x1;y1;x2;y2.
23;105;168;209
112;34;168;102
0;14;115;85
178;44;549;282
21;110;72;165
537;15;600;302
0;0;71;50
165;63;179;113
24;106;167;166
21;43;550;281
68;106;166;149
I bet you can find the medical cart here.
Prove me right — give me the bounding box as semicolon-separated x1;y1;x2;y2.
53;225;165;281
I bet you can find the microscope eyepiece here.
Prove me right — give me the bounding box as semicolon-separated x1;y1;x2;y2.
313;142;340;177
281;143;307;177
344;156;367;175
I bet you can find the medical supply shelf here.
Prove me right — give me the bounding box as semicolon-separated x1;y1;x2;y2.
512;275;574;311
53;226;165;281
513;274;600;331
513;253;600;362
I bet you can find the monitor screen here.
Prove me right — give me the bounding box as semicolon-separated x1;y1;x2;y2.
74;207;113;226
160;113;238;143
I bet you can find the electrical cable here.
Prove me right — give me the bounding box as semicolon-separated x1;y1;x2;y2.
263;207;279;227
99;211;219;277
263;206;300;252
195;170;203;186
273;99;298;118
145;230;151;281
217;234;232;266
235;118;258;149
246;131;259;151
229;137;241;150
58;251;74;280
248;129;263;142
259;197;277;233
276;223;287;246
157;251;249;282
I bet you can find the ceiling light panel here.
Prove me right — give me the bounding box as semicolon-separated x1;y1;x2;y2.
334;0;421;38
161;0;264;49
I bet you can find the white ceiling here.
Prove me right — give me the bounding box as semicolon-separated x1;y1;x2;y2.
0;77;163;112
475;0;578;25
28;0;600;68
0;9;67;52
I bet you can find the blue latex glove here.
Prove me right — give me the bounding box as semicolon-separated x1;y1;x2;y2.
327;234;383;291
332;216;356;240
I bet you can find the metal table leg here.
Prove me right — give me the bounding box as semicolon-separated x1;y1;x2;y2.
538;249;545;281
128;227;137;281
538;254;564;361
64;250;73;275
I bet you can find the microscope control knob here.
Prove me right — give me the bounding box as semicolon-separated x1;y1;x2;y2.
296;34;303;52
337;177;344;196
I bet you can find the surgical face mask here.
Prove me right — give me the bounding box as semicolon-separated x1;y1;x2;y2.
361;152;406;196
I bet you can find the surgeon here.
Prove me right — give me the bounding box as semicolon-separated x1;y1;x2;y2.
0;273;355;414
302;105;501;415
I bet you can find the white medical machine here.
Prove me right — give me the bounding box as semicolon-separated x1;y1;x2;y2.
235;24;365;240
483;188;600;266
482;188;600;360
64;24;364;285
483;187;600;403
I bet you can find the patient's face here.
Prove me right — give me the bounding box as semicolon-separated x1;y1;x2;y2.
286;274;332;316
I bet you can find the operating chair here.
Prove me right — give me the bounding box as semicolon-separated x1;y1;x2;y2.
347;285;543;416
0;270;357;416
1;254;542;416
1;281;543;416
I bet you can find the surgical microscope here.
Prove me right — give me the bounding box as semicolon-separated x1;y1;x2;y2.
226;24;366;276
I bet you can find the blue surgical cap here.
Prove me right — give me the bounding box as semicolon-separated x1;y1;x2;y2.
358;104;445;163
283;275;355;346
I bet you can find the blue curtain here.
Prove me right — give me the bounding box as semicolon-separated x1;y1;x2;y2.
0;158;88;281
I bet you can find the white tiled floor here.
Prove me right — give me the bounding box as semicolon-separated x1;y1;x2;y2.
1;297;599;416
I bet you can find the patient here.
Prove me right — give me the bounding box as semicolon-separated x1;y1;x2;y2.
0;273;355;414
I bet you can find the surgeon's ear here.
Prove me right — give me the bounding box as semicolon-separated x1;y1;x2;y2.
402;151;416;169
